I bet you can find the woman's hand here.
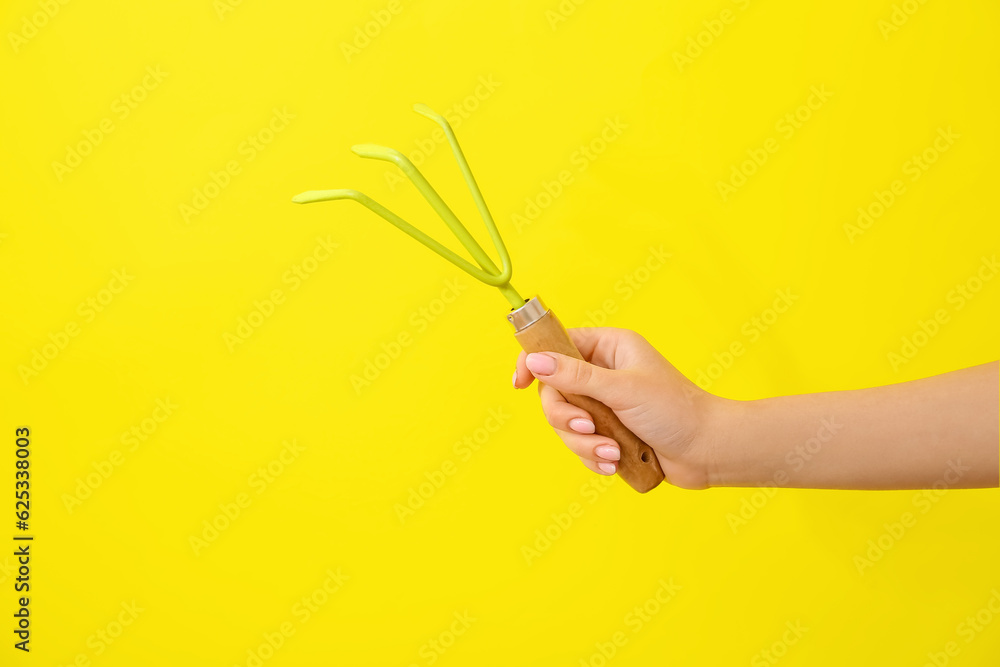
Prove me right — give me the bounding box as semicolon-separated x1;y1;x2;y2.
512;327;726;489
514;328;999;491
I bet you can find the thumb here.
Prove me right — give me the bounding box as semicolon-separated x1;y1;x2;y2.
524;352;630;408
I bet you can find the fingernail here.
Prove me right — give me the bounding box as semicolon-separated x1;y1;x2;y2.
525;353;556;376
595;444;620;461
512;370;518;388
568;418;595;434
598;462;616;475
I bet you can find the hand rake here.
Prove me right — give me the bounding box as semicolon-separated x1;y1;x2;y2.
292;104;665;493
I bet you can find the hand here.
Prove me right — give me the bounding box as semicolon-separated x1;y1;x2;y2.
512;327;724;489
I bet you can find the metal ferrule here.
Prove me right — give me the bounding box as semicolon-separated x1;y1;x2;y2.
507;296;548;332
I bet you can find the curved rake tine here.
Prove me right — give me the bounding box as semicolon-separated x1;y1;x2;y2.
290;189;508;286
412;104;513;288
350;143;511;286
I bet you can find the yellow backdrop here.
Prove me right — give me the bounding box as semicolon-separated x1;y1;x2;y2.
2;0;998;665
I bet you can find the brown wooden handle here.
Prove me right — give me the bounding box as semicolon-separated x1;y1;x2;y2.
511;302;665;493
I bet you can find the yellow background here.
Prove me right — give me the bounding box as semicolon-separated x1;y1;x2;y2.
2;0;999;665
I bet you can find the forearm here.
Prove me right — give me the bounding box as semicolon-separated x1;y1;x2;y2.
704;361;999;490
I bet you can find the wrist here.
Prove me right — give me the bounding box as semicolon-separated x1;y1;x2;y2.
696;394;756;488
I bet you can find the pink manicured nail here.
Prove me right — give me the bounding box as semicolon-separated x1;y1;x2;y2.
525;353;556;376
512;370;518;388
569;418;595;434
598;462;616;475
595;444;620;461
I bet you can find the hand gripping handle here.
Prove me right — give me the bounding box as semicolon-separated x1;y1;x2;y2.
509;298;665;493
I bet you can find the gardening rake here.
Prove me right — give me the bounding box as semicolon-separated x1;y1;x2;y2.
292;104;664;493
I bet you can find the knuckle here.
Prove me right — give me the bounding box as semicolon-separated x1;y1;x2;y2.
570;360;592;387
619;328;645;345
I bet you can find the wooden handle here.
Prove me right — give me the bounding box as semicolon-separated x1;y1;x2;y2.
512;305;665;493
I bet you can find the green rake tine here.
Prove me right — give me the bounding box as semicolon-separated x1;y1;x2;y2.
291;189;512;288
291;105;524;309
350;143;511;286
412;104;513;291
